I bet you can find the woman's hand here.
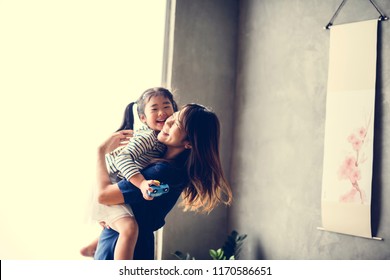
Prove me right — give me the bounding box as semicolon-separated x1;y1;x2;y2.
99;221;110;229
96;130;133;206
98;130;133;154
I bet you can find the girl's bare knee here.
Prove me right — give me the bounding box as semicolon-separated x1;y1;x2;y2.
111;216;138;237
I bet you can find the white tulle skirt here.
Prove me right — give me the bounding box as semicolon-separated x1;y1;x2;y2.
86;173;134;227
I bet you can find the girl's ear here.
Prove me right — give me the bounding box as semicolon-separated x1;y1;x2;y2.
139;114;147;124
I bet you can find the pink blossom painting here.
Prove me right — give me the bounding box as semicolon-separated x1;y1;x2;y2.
338;122;371;204
321;19;378;239
321;92;374;207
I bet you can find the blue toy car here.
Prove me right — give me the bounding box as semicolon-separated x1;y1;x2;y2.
147;183;170;197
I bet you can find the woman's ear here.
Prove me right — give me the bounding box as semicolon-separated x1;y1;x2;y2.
184;143;192;150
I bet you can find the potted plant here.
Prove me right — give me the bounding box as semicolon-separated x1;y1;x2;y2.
173;230;247;260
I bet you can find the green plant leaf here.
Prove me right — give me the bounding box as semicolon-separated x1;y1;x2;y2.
209;249;218;260
173;230;247;260
222;230;247;260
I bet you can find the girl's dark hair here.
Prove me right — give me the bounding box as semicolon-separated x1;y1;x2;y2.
116;102;135;132
179;103;233;213
116;87;177;132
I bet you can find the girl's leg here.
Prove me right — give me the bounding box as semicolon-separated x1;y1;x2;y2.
110;216;139;260
80;237;99;257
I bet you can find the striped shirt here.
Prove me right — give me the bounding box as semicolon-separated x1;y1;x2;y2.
105;129;166;181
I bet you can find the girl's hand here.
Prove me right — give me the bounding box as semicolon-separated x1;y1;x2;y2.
98;130;133;154
140;180;160;201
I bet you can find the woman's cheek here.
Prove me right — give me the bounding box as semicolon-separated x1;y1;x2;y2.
157;132;167;143
157;132;163;142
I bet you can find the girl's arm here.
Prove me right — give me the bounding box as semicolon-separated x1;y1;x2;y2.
96;130;177;206
115;130;158;200
115;131;155;180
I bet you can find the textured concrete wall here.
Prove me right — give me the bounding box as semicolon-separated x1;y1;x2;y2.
161;0;239;259
162;0;390;260
230;0;390;259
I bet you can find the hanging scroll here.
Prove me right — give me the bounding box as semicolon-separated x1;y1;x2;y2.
320;19;378;238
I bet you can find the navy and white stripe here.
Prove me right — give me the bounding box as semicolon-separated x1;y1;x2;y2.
105;129;166;180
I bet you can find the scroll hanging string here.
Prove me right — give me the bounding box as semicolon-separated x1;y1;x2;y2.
324;0;388;30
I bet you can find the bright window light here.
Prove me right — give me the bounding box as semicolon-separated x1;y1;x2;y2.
0;0;167;259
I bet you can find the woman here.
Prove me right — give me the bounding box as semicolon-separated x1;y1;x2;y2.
94;103;233;260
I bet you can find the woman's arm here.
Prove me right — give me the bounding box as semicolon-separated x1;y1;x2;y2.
96;130;132;205
95;131;185;206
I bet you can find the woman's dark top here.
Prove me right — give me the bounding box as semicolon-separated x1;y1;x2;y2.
94;160;188;260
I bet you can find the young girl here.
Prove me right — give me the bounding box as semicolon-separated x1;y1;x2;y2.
82;87;178;259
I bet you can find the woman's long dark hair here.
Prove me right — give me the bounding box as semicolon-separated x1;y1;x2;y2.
179;104;233;213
